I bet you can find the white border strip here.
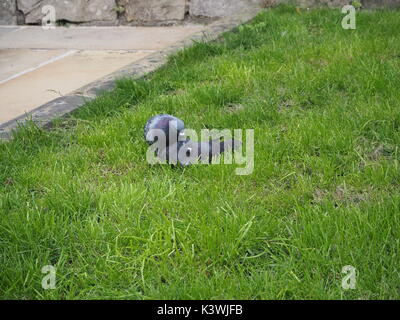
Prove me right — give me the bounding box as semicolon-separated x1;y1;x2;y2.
0;49;78;85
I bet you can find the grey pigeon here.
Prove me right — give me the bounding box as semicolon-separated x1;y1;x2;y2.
144;114;241;166
158;137;242;166
144;114;185;146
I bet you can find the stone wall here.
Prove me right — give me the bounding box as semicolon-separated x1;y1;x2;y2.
190;0;263;17
0;0;267;25
294;0;351;7
0;0;399;26
0;0;17;25
18;0;117;25
118;0;187;23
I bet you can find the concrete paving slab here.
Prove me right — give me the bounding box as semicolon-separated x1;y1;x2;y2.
0;50;151;124
0;27;21;37
0;25;205;50
0;49;68;82
0;24;207;125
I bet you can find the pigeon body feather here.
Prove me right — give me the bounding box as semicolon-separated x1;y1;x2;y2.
159;138;241;166
144;114;185;146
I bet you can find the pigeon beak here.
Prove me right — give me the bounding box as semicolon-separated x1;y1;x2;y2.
178;131;186;140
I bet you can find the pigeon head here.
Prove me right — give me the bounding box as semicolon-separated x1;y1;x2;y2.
144;114;185;147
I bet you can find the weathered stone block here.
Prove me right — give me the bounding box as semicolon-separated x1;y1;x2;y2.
0;0;17;25
17;0;42;13
17;0;118;24
121;0;186;22
294;0;351;8
190;0;262;18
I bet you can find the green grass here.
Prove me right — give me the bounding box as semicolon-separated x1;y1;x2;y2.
1;5;400;299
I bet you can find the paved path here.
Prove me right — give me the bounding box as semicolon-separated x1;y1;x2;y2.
0;25;205;125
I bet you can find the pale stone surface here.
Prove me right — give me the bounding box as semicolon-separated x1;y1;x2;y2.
121;0;186;22
294;0;356;7
0;0;17;25
0;48;67;82
190;0;262;17
0;24;206;124
0;50;151;124
0;27;20;36
17;0;118;24
0;25;204;50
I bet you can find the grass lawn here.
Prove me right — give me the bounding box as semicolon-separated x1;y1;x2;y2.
1;5;400;299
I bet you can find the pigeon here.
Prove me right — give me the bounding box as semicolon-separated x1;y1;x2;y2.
144;114;185;147
144;114;241;166
158;137;242;166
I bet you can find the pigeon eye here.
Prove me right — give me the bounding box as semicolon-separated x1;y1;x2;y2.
186;147;192;157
